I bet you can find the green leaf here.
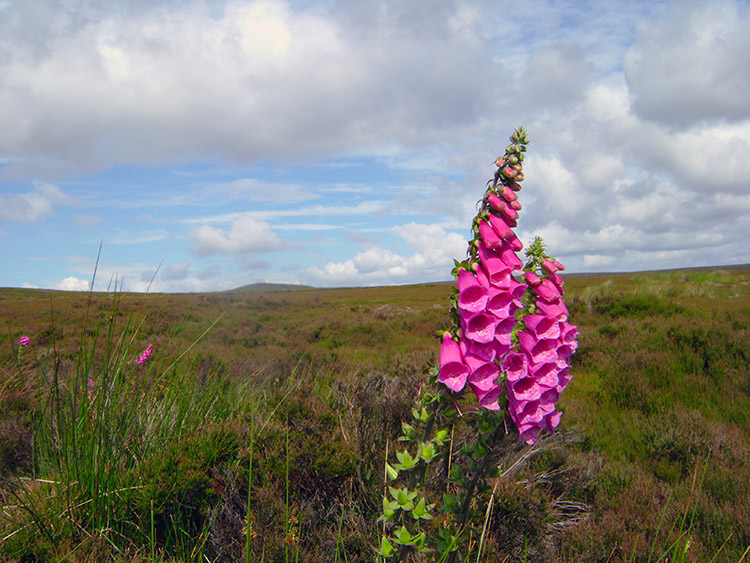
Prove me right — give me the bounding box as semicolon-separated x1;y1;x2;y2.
418;442;436;462
434;429;449;445
377;536;395;557
394;526;415;546
382;496;399;520
411;497;434;520
385;462;399;481
394;450;417;471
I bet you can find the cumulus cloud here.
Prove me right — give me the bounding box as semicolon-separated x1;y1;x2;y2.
56;276;90;291
624;0;750;126
304;222;467;286
0;184;72;223
0;0;498;180
188;215;287;256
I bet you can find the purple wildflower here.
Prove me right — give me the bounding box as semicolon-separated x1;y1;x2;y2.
19;336;30;347
136;344;153;365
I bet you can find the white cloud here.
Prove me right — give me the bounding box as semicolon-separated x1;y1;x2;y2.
56;276;90;291
188;215;287;256
161;260;190;281
0;0;498;180
0;184;71;223
304;222;467;286
624;0;750;126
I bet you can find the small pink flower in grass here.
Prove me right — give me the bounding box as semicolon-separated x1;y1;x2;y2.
136;344;153;365
439;333;469;392
19;336;30;347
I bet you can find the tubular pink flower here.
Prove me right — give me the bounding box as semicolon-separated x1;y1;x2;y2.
488;213;514;241
439;333;469;392
462;312;497;344
137;344;153;365
508;199;522;210
465;356;499;393
498;184;518;202
534;279;562;303
559;321;578;343
497;240;524;271
510;377;544;402
541;259;559;273
18;336;30;347
506;230;523;252
465;340;497;363
487;194;519;223
536;299;569;320
486;288;515;319
471;384;502;410
545;411;562;433
518;331;558;364
528;362;560;388
478;219;504;249
476;242;512;286
524;271;541;286
524;314;561;340
504;352;528;383
494;317;516;346
456;269;489;314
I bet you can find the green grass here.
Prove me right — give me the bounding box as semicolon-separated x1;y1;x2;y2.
1;268;749;561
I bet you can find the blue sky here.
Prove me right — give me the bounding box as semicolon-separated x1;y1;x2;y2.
1;0;749;292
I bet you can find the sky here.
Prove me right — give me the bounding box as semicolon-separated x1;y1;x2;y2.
1;0;749;292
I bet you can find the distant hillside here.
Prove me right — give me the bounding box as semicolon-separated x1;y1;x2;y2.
226;282;314;293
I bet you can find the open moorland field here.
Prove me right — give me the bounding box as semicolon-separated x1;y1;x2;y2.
1;267;749;562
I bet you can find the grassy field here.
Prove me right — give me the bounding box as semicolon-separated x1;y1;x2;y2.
1;267;749;562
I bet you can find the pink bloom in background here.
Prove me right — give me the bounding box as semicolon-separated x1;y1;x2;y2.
19;336;30;347
136;344;153;365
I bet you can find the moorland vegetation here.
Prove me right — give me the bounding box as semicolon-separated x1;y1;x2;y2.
1;266;749;561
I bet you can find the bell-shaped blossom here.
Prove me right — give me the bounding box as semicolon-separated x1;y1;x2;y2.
478;219;504;249
472;384;502;411
465;340;496;363
498;184;518;202
439;333;469;392
488;213;514;241
18;336;30;347
518;331;558;364
486;288;516;319
477;242;512;286
504;352;528;383
536;299;569;320
535;279;562;303
528;362;560;388
462;312;497;344
456;269;489;314
524;271;541;287
494;317;516;346
524;314;561;340
465;355;499;393
509;377;544;402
